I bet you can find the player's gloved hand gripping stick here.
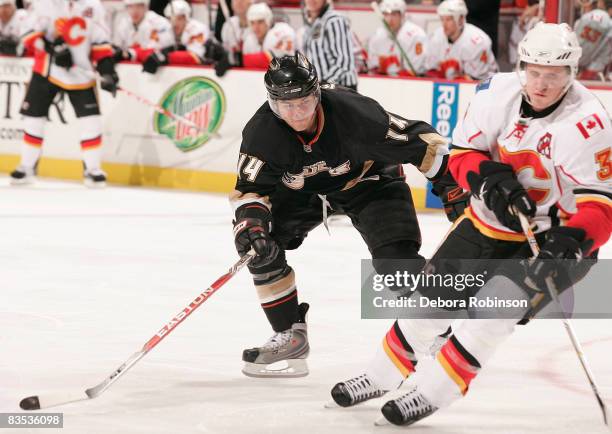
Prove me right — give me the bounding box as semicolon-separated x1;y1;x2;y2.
19;250;256;411
518;212;611;431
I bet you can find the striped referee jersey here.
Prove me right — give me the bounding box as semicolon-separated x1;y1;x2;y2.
300;5;358;88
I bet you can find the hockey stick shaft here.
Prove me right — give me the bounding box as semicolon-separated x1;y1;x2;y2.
20;250;256;410
370;1;416;76
79;66;215;136
518;213;610;428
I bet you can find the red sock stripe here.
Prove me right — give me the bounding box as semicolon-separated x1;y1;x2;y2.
81;136;102;149
24;133;43;147
439;338;480;392
385;324;416;373
261;289;297;309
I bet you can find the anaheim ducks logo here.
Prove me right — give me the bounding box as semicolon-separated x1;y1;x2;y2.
282;160;351;190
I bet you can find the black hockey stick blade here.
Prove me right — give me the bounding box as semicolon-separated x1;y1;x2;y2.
19;392;90;410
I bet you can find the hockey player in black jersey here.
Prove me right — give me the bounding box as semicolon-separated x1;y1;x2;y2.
231;52;466;378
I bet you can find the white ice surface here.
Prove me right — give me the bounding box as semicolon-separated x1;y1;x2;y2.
0;177;611;434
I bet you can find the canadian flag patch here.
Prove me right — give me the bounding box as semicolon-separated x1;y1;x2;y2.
576;113;604;139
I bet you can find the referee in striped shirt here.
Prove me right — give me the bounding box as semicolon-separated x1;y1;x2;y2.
300;0;358;89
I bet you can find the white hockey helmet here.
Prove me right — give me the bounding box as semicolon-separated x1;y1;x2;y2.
0;0;16;5
379;0;406;15
124;0;150;6
247;2;273;27
437;0;468;17
164;0;191;18
518;22;582;73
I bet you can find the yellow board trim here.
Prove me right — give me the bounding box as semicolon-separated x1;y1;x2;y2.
0;154;236;193
382;337;412;378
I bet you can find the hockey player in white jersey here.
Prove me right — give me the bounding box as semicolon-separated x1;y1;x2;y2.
367;0;427;76
220;0;253;65
426;0;498;80
240;3;295;69
11;0;119;187
141;0;210;73
574;0;612;80
112;0;174;63
330;23;612;427
0;0;28;55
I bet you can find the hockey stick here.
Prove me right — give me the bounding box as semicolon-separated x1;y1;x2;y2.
79;66;218;137
19;250;256;411
518;213;611;430
370;1;416;76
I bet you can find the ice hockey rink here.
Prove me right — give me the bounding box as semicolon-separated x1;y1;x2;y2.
1;176;611;434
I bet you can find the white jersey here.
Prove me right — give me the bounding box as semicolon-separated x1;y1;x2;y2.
178;18;209;59
113;10;174;52
221;15;248;63
453;73;612;236
426;23;498;80
242;22;295;57
22;0;112;88
574;9;612;73
367;20;427;76
0;9;29;41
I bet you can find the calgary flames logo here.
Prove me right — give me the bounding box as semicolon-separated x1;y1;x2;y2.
54;17;87;46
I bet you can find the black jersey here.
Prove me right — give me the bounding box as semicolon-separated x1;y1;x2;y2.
234;86;448;199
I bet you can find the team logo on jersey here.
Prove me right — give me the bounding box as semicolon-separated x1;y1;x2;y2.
537;133;552;159
281;160;351;190
576;113;604;139
505;119;530;141
154;76;226;152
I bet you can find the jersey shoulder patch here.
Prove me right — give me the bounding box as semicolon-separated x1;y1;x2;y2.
475;77;491;92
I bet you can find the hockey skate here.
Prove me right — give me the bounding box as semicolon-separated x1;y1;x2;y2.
377;386;438;426
84;168;107;188
9;165;36;185
328;374;387;408
242;303;310;378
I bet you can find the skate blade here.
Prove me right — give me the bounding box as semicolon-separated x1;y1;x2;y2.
324;400;339;409
374;416;390;426
242;359;308;378
84;179;106;189
10;177;36;186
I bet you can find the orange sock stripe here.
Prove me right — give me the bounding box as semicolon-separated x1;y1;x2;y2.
382;324;416;376
24;133;43;147
438;339;479;395
81;136;102;149
382;336;412;378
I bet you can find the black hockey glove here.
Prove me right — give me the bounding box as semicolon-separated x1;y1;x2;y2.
96;57;119;97
142;50;169;74
526;226;594;293
214;50;232;77
44;38;73;68
233;203;279;268
467;160;536;232
204;39;226;62
111;45;134;62
0;37;18;55
431;172;470;222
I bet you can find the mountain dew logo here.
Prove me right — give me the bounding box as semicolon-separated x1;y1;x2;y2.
154;77;226;152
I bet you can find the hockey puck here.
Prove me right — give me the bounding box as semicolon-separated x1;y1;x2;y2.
19;396;41;411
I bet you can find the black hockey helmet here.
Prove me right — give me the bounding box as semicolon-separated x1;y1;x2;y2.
264;52;319;101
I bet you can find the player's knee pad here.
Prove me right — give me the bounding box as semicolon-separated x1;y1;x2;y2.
372;240;426;279
23;116;46;138
77;115;102;139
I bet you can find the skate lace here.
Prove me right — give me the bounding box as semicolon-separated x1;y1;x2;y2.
344;374;384;403
262;329;293;351
395;389;434;419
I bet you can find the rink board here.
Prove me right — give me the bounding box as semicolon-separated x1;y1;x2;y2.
1;56;611;208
